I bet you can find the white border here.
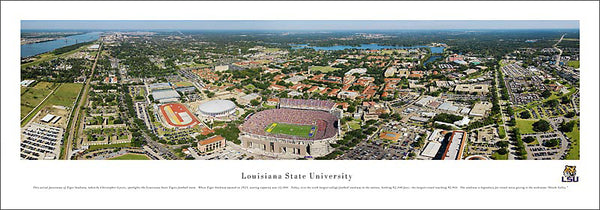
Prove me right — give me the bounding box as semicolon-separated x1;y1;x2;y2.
2;1;598;209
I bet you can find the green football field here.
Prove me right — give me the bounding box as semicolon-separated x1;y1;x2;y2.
265;123;316;138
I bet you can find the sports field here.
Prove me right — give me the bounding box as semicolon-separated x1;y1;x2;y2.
159;103;200;127
309;66;341;73
265;123;316;138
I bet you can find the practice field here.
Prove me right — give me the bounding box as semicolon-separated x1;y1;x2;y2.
309;66;341;73
159;103;200;127
109;153;150;160
173;81;194;88
265;123;316;138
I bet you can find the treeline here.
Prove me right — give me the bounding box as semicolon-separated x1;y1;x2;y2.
52;41;95;55
317;120;379;160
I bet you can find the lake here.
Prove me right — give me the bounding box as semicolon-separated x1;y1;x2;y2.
21;32;102;58
424;55;443;65
292;43;445;53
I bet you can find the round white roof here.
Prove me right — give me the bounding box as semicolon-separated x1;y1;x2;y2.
197;100;236;114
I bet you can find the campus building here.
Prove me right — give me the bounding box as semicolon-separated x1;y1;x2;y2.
198;135;226;153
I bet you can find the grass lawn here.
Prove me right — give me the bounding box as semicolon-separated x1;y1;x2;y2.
567;60;580;68
310;66;341;73
244;84;255;90
109;153;150;160
516;119;553;134
262;48;281;53
265;123;316;138
515;119;537;134
565;123;580;160
348;120;361;130
46;83;83;107
173;81;194;87
177;62;210;69
498;126;506;139
88;142;132;152
491;152;508;160
262;103;276;109
20;82;58;119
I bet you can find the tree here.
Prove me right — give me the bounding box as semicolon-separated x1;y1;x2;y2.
541;90;552;98
497;148;508;155
561;96;571;104
432;113;463;123
519;111;531;119
559;120;576;133
250;99;261;106
542;139;559;147
565;111;576;118
347;105;356;113
545;99;559;108
496;141;509;148
523;136;536;143
532;119;551;132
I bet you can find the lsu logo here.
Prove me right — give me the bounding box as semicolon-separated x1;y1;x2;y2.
562;165;579;182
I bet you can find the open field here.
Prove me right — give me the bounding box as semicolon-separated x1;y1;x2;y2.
265;123;316;138
109;153;150;160
515;119;537;134
21;82;81;127
310;66;341;73
565;123;580;160
47;83;83;107
262;48;281;53
20;82;58;119
567;60;580;68
516;119;553;134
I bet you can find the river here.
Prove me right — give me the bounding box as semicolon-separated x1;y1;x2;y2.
21;32;102;58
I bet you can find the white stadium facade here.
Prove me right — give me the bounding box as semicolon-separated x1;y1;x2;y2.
197;100;237;117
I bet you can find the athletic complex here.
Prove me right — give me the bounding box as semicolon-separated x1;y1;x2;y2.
159;103;201;128
239;99;339;157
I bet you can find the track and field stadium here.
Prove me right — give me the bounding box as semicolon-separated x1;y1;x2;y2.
239;102;339;157
159;103;200;128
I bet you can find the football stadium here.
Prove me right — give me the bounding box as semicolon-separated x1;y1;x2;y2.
159;103;201;128
239;99;339;157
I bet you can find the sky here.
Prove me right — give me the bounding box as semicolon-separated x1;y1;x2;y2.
21;20;579;31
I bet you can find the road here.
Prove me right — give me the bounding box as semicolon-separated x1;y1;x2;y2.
496;64;515;160
553;33;566;67
62;41;102;159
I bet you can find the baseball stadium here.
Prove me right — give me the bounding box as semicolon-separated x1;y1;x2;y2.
239;99;339;157
159;103;201;128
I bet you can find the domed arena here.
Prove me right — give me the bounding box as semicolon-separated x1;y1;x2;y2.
197;100;237;117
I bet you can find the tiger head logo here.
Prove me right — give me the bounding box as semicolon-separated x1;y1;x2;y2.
563;165;576;177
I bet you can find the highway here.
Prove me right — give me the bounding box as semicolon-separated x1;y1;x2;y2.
62;40;102;160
